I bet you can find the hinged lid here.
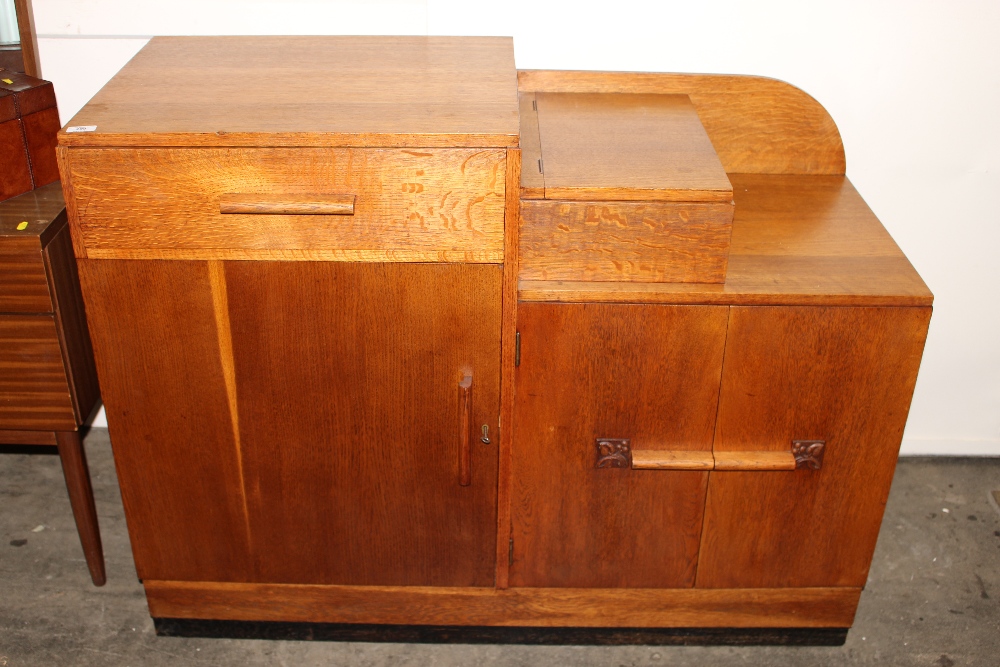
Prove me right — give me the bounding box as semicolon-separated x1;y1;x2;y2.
518;92;735;285
521;92;732;203
0;72;58;117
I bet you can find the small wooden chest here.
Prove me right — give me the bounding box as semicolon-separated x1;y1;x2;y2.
0;71;61;202
519;92;734;283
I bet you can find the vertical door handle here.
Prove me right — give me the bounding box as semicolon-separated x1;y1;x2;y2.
458;372;473;486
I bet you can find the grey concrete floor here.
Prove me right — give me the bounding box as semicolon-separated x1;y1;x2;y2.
1;428;998;666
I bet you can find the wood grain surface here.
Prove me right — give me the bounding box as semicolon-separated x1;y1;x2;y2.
527;93;732;202
0;64;53;115
13;0;39;78
519;174;933;307
56;429;106;586
0;314;75;430
0;233;50;313
61;147;506;261
58;37;519;149
496;148;521;589
144;580;861;628
22;107;61;188
510;303;727;588
42;220;100;423
630;450;715;470
0;89;16;123
226;262;501;587
0;180;65;241
78;260;253;583
518;95;544;198
219;193;355;216
712;451;796;471
0;118;32;202
0;428;58;445
54;147;87;258
519;200;733;283
517;70;845;175
697;306;932;588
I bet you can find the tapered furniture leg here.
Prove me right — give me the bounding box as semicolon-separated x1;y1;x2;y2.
55;430;106;586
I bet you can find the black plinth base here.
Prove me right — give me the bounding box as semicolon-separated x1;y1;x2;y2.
153;618;849;646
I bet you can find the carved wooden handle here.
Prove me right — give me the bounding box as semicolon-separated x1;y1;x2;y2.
631;449;795;471
631;450;714;470
713;451;796;471
598;439;824;471
458;373;473;486
220;194;355;215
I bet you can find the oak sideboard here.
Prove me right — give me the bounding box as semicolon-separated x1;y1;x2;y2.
57;36;931;644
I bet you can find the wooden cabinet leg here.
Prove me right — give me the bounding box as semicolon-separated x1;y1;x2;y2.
55;430;106;586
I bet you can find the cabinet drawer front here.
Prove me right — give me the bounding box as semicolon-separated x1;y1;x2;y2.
0;314;74;430
0;244;52;313
520;200;734;284
63;147;507;262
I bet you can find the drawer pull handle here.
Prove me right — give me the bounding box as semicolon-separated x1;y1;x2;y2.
219;194;356;215
631;450;714;470
458;373;473;486
713;451;796;471
597;439;820;471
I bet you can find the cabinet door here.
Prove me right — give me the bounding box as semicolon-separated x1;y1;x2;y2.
511;303;728;588
697;306;931;588
79;260;255;583
226;262;501;587
80;260;501;587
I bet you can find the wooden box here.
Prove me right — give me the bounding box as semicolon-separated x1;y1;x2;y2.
519;92;734;283
0;88;32;201
0;72;62;202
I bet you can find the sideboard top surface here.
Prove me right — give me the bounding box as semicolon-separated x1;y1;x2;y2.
58;36;520;149
519;173;934;307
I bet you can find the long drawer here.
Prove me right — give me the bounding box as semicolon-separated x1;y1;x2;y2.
0;314;75;431
0;190;61;313
60;147;508;262
0;242;52;313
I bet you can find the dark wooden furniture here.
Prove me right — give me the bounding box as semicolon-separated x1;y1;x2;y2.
56;37;931;641
0;182;104;586
0;49;25;73
0;71;61;202
12;0;41;78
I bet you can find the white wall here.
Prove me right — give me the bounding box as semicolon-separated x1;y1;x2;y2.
33;0;1000;456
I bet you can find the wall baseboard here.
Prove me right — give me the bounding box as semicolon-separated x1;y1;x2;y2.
900;438;1000;457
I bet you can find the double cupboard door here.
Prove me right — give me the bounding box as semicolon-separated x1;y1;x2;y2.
80;259;502;587
510;302;930;589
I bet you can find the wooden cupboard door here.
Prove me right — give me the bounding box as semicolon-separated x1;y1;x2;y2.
510;303;729;588
225;262;501;587
697;306;932;588
78;260;254;582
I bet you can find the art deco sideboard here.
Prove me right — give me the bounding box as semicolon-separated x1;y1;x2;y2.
56;36;931;644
